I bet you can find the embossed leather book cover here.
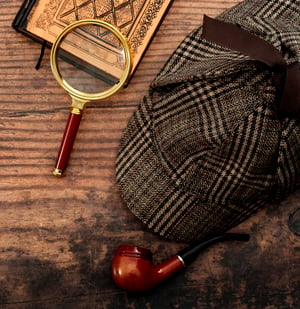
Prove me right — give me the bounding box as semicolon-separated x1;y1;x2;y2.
13;0;173;77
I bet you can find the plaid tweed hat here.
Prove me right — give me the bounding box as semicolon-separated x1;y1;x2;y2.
116;0;300;243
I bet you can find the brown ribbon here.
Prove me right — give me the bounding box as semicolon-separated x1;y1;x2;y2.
202;15;300;118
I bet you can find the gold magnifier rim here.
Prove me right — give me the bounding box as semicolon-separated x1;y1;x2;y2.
50;19;132;102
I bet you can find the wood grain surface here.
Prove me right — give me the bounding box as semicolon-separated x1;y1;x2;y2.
1;1;299;308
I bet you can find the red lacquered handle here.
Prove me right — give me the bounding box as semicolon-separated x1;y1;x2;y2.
53;107;83;176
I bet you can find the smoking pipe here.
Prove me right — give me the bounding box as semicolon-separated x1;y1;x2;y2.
111;233;250;292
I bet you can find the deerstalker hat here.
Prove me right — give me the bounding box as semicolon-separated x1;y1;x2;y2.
116;0;300;243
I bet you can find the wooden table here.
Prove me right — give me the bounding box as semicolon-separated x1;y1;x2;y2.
1;1;299;308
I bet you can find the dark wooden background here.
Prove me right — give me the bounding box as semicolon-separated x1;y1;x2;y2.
1;1;299;308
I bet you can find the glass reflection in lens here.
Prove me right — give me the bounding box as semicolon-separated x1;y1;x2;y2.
56;24;126;94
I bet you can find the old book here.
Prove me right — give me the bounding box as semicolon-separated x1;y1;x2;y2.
13;0;173;78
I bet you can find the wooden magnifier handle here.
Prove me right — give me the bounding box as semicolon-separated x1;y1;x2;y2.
53;107;83;176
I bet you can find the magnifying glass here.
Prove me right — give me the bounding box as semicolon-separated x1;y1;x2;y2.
50;19;132;176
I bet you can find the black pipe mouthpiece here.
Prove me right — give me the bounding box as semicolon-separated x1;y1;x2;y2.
177;233;250;266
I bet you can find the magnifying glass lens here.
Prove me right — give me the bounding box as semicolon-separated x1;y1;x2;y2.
56;24;127;94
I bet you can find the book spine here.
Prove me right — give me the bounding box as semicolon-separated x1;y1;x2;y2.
12;0;37;31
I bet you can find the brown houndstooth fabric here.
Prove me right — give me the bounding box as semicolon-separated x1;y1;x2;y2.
116;0;300;243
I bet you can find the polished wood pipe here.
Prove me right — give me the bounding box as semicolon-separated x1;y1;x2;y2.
111;233;250;292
